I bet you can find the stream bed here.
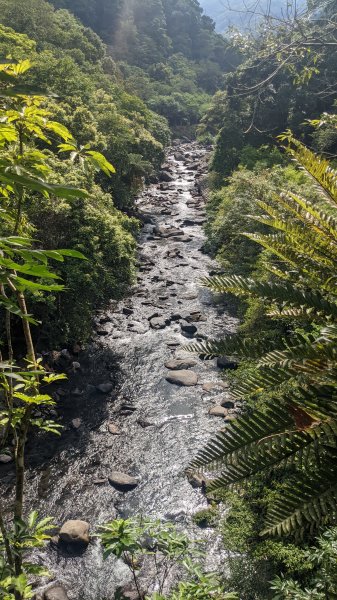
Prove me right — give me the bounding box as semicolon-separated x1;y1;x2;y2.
1;142;238;599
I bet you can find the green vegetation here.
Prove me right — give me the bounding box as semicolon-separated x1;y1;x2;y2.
99;516;238;599
0;59;106;599
0;0;171;344
2;0;337;598
183;1;337;597
49;0;239;128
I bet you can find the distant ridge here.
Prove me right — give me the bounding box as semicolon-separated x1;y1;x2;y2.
199;0;300;32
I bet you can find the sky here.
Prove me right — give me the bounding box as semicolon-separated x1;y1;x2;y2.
199;0;305;32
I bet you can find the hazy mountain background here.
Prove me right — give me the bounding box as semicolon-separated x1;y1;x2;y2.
199;0;305;31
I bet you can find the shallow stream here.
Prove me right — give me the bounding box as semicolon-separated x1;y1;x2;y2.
1;143;238;599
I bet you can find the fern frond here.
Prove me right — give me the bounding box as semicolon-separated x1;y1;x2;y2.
262;460;337;536
188;404;294;471
202;276;337;318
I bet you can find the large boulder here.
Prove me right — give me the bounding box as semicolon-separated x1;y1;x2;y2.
209;406;228;417
165;370;198;386
44;586;69;600
159;170;174;182
150;316;168;330
180;322;197;336
108;471;139;491
164;359;197;370
59;520;90;546
217;356;238;370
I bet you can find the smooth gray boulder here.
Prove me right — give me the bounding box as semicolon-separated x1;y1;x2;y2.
159;170;174;182
108;471;139;491
209;406;228;417
59;520;90;546
44;586;69;600
165;370;198;386
165;359;197;370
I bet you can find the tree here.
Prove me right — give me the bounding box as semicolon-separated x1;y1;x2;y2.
0;59;113;599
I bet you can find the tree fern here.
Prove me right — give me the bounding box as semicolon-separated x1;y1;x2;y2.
187;136;337;536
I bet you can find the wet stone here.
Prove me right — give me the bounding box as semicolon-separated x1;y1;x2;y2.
0;454;12;464
217;356;238;370
165;370;198;386
108;471;139;491
221;400;235;409
150;316;168;330
165;359;197;370
108;423;121;435
137;418;153;428
187;472;205;489
180;321;198;336
44;586;69;600
209;406;228;417
71;418;82;430
59;520;90;546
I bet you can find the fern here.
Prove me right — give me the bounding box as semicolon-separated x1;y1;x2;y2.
187;136;337;537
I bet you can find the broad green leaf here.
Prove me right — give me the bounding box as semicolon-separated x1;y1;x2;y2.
86;150;116;176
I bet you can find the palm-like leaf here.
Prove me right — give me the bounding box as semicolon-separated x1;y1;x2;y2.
187;136;337;536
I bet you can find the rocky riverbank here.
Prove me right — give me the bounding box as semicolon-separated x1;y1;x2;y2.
0;142;239;599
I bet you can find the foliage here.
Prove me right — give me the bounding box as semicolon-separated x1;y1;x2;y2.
99;516;238;600
199;1;337;185
0;512;53;599
270;527;337;599
54;0;240;127
0;60;115;600
192;507;218;528
187;137;337;537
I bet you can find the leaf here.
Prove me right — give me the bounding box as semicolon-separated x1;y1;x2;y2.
0;170;87;199
86;150;116;176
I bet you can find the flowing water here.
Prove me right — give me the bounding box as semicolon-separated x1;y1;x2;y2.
1;143;238;599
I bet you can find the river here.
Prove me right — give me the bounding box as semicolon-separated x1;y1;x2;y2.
2;142;238;599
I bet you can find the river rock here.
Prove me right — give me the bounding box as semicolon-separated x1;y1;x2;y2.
164;359;197;370
209;406;228;417
217;356;238;370
150;316;168;330
108;471;139;491
137;418;153;428
174;152;185;161
44;586;69;600
96;382;113;394
165;370;198;386
96;328;109;336
108;423;121;435
159;170;174;182
180;321;197;336
0;454;12;464
221;400;235;409
71;418;82;430
117;585;142;600
59;520;90;546
187;472;205;488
